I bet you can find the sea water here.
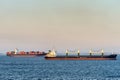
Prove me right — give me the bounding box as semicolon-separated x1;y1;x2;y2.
0;55;120;80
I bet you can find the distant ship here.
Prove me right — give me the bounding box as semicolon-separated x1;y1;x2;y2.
45;49;117;60
6;48;47;57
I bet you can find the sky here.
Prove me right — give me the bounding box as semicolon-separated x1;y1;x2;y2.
0;0;120;53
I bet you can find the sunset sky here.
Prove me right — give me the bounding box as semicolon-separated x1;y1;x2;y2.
0;0;120;53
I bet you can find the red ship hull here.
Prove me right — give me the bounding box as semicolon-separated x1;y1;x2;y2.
7;54;46;57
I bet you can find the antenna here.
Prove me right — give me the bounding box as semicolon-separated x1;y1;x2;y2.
52;45;56;52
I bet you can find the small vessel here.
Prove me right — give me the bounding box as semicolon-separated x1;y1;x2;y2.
45;49;117;60
6;48;47;57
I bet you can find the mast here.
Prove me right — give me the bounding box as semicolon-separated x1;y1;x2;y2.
89;49;92;56
101;49;104;56
78;50;80;57
66;49;68;57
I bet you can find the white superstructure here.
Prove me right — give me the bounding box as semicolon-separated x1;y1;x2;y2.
45;49;56;57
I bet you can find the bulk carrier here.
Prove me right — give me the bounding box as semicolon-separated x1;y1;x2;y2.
6;48;47;57
45;49;117;60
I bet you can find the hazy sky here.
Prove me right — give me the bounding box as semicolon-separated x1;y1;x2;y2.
0;0;120;53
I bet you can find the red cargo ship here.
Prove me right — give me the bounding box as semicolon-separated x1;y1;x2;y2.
6;48;47;57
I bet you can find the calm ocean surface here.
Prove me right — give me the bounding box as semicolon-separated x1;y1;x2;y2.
0;55;120;80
